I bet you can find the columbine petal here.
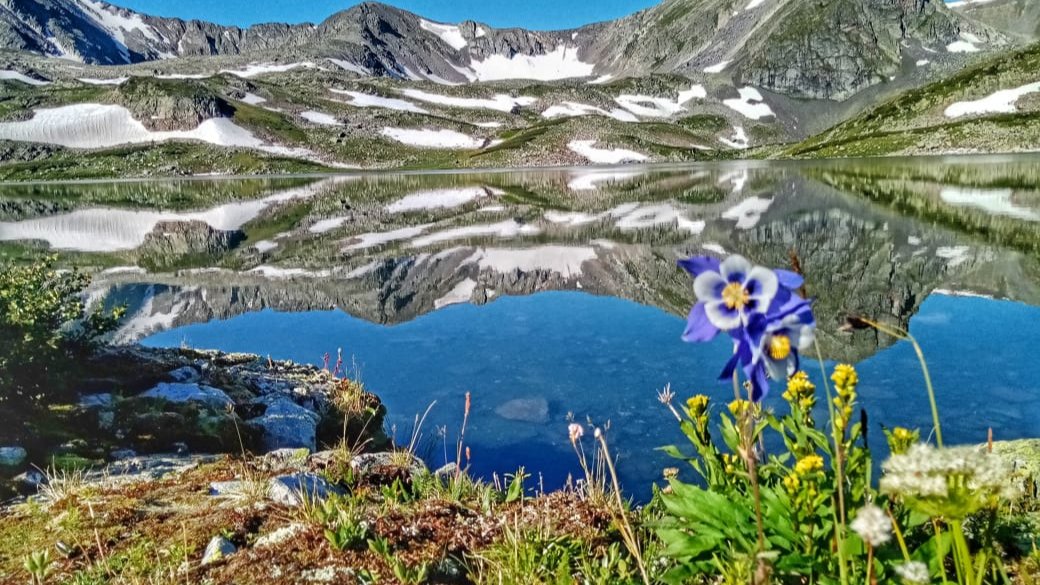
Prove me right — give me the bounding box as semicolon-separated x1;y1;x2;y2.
744;266;779;307
720;255;752;283
682;303;719;342
765;355;792;381
678;256;721;278
774;269;804;291
745;362;770;402
693;271;727;303
703;301;742;331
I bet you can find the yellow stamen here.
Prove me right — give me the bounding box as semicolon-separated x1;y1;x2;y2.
721;282;750;310
769;334;792;360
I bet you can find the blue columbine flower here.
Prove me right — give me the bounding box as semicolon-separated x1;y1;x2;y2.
679;253;816;402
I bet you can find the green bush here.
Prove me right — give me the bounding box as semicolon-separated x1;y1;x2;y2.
0;257;123;409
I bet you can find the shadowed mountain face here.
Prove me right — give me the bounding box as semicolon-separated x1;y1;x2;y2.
3;157;1024;363
0;0;1006;100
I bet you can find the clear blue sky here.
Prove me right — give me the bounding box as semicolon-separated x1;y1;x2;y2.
112;0;659;30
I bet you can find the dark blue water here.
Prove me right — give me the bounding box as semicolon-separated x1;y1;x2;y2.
142;292;1040;499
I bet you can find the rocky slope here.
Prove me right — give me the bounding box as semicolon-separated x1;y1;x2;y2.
952;0;1040;42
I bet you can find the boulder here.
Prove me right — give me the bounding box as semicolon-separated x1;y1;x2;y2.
0;446;27;467
350;452;427;485
495;397;550;423
248;396;320;452
267;473;343;507
141;383;233;409
79;393;114;409
201;536;236;565
168;366;201;383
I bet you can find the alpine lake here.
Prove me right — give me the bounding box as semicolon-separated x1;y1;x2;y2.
2;154;1039;500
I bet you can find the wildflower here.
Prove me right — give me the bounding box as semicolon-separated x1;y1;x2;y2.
593;427;602;440
850;504;892;547
794;455;824;476
657;384;675;405
663;467;679;479
831;364;858;432
754;302;815;381
568;423;584;444
723;453;740;475
783;371;816;413
686;394;709;416
880;444;1021;518
884;426;919;455
728;399;750;419
894;562;930;585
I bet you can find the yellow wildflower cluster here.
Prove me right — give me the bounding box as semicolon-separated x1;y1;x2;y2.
728;399;751;419
784;454;826;500
783;371;817;418
686;394;711;444
723;453;741;476
885;426;920;455
831;364;859;432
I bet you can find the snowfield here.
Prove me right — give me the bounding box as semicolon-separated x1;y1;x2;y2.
409;220;541;247
331;89;429;114
723;87;775;120
541;102;639;122
221;62;317;78
944;82;1040;118
704;61;731;73
722;197;773;229
614;86;706;118
239;92;267;105
939;187;1040;221
327;59;370;76
468;46;596;81
78;76;129;85
434;278;478;309
400;89;537;112
719;126;749;149
300;111;343;126
0;70;50;85
463;246;598;278
77;0;164;62
568;140;648;164
420;19;468;50
947;33;983;53
566;170;645;191
343;225;431;251
381;127;487;149
386;187;504;213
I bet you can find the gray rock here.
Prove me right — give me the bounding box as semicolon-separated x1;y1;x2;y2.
79;393;114;409
249;396;320;452
351;452;426;479
209;480;245;496
495;397;549;423
201;536;236;565
110;449;137;461
254;523;308;548
434;462;458;479
267;473;342;507
168;366;201;383
261;448;311;471
15;469;47;489
141;383;233;409
0;446;27;467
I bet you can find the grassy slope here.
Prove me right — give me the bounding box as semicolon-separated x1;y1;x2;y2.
784;42;1040;158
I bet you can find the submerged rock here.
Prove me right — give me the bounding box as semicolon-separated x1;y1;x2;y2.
495;397;550;423
0;446;27;467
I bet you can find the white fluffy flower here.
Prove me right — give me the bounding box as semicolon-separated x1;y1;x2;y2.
568;423;584;443
895;561;930;585
850;504;892;546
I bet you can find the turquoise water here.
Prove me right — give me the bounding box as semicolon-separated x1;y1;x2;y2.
142;291;1040;499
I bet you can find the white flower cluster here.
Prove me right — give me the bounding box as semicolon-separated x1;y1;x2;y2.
850;504;892;547
894;561;930;585
880;444;1020;501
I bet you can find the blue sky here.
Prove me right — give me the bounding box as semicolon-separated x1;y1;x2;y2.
112;0;659;30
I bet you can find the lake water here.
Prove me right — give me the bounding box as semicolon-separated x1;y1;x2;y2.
2;155;1039;496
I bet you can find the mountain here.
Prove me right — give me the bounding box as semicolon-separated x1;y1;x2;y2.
0;0;1009;98
949;0;1040;42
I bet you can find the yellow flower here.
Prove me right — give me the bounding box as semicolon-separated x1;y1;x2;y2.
728;399;750;419
831;364;859;398
686;394;709;417
723;453;740;475
794;455;824;476
783;473;800;493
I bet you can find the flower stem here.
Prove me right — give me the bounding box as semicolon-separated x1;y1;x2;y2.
813;339;849;585
596;432;650;585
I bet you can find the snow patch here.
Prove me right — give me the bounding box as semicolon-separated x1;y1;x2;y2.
723;87;775;120
253;240;279;252
331;89;428;114
381;127;486;149
342;225;431;251
567;170;644;191
615;86;706;118
589;74;615;85
468;46;595;81
221;62;316;78
944;82;1040;118
300;110;343;126
434;278;477;309
916;59;931;67
400;89;536;113
722;197;773;229
936;245;971;267
615;203;705;234
387;187;503;213
542;102;639;122
327;59;370;76
239;92;267;105
409;220;540;247
464;246;597;278
568;140;648;164
0;70;50;86
704;61;731;73
420;19;468;50
78;76;128;85
719;126;749;149
939;187;1040;221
